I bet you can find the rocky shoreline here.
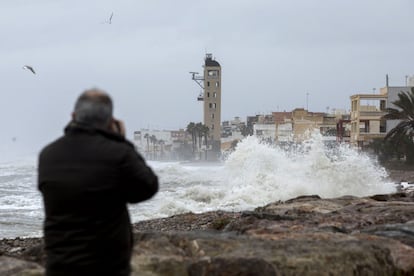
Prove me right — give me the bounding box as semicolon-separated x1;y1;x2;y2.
1;169;414;275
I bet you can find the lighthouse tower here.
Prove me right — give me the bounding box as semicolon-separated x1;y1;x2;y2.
203;54;221;152
190;53;222;156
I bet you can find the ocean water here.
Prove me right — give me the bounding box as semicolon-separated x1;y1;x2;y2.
0;133;397;238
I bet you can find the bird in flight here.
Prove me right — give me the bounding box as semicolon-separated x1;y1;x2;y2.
101;12;113;24
23;65;36;74
108;12;113;24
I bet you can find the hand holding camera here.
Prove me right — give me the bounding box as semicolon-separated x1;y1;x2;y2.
110;118;126;137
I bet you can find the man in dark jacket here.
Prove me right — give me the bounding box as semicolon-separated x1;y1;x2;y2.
38;89;158;275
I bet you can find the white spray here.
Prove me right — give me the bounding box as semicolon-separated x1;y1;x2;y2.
130;133;396;221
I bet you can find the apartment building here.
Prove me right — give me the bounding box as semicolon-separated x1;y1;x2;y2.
273;111;293;142
350;93;387;147
350;75;414;148
246;109;338;143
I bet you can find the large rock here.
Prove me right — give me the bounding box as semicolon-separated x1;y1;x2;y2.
131;193;414;275
2;192;414;275
0;256;43;276
131;231;414;275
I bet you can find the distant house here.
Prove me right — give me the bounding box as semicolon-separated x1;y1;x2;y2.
350;79;413;148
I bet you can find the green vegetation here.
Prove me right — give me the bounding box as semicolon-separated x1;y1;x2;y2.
376;87;414;164
186;122;210;160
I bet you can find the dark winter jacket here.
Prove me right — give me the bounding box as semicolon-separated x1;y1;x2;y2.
38;122;158;275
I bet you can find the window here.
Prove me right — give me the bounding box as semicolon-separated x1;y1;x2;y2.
215;81;219;87
213;92;217;98
207;92;210;98
211;113;214;119
208;70;218;77
207;81;210;87
211;124;214;130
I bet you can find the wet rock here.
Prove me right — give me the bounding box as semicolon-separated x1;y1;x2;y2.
0;256;43;276
0;237;45;265
361;220;414;247
2;191;414;275
131;231;414;275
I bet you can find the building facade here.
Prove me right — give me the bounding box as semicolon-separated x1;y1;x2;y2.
350;80;414;148
349;93;387;147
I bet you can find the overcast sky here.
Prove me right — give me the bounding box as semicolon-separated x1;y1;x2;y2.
1;0;414;159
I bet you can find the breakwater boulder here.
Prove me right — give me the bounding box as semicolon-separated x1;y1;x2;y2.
1;192;414;275
131;192;414;275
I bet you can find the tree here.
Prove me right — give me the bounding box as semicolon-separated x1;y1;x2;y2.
200;124;210;148
144;133;150;157
196;122;204;151
382;87;414;164
150;135;157;159
186;122;197;156
239;124;250;137
158;139;165;159
368;137;403;163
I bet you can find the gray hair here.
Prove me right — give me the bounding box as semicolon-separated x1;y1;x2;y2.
73;88;113;129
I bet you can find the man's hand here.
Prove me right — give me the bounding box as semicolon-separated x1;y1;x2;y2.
110;118;126;137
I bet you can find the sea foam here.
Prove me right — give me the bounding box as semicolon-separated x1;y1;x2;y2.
129;133;396;222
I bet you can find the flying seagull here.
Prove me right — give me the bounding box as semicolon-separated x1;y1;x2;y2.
101;12;113;24
23;65;36;74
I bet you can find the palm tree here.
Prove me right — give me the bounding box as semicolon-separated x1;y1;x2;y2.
201;124;210;147
239;124;249;137
196;122;204;151
158;139;165;159
150;135;157;159
383;88;414;163
383;88;414;139
143;133;150;157
186;122;197;156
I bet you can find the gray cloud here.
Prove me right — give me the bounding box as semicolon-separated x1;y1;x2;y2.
1;0;413;158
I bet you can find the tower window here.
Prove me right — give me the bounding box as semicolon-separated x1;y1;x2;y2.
211;113;214;119
207;92;210;98
211;124;214;130
213;92;217;98
215;81;219;87
207;81;210;87
208;70;218;77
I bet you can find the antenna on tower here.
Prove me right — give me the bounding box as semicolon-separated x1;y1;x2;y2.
189;71;199;79
189;71;205;101
189;71;204;89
